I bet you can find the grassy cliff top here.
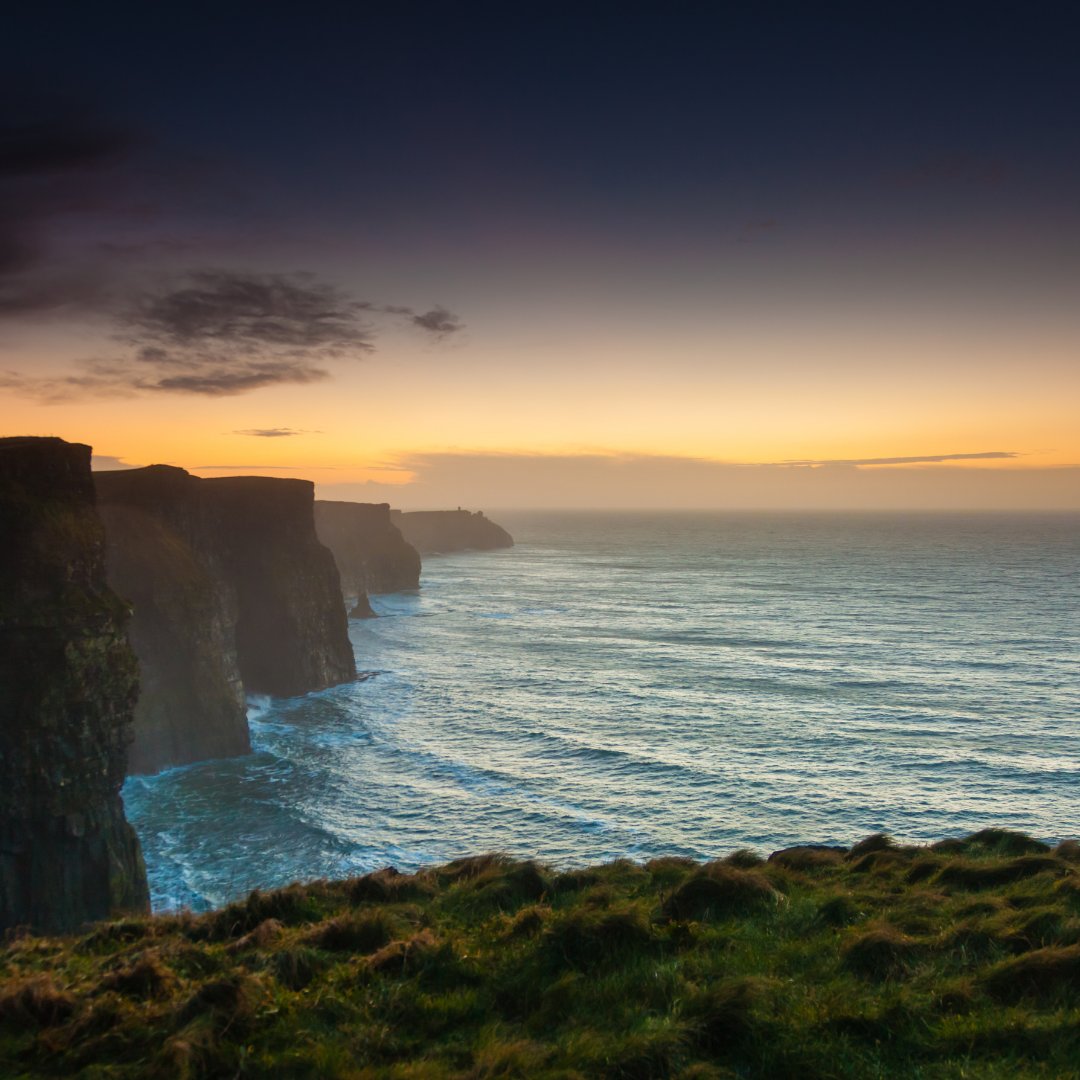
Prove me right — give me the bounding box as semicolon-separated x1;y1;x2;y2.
4;829;1080;1078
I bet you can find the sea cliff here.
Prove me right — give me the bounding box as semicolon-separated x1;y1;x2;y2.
202;477;355;697
391;508;513;554
0;437;149;933
94;467;249;775
95;468;355;773
314;500;421;616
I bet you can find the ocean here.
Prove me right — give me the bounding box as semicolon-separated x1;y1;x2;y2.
122;511;1080;912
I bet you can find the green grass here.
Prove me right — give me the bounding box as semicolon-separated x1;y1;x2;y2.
4;832;1080;1077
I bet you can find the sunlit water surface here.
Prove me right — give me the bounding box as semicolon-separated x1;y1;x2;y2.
123;512;1080;911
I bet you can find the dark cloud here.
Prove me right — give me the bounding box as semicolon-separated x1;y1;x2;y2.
123;271;375;356
232;427;320;437
109;270;376;395
0;100;464;395
0;117;134;177
150;362;330;396
4;269;468;399
410;306;464;336
0;107;138;315
356;301;464;337
777;452;1019;467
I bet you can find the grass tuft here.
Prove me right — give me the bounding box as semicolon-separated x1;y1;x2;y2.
266;944;326;990
226;916;284;953
367;929;442;975
684;976;773;1052
543;905;655;969
305;910;395;953
840;924;921;980
936;855;1067;890
983;944;1080;1002
847;833;895;859
662;866;780;921
767;846;845;872
350;867;434;904
722;849;764;869
100;949;176;998
0;974;76;1027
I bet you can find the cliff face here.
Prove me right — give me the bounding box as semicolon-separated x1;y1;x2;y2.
314;501;421;613
0;437;149;933
391;509;514;554
201;477;355;698
94;467;248;775
95;468;355;772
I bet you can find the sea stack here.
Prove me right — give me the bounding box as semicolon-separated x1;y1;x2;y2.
314;500;421;615
391;509;513;554
0;437;149;933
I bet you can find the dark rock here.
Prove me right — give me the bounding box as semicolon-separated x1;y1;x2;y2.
390;509;513;554
95;467;355;771
95;467;248;774
349;593;376;619
202;476;355;698
0;436;150;933
314;501;421;610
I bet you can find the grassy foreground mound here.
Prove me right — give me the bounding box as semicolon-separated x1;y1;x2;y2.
4;831;1080;1078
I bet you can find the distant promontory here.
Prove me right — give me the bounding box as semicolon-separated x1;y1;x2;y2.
391;509;513;554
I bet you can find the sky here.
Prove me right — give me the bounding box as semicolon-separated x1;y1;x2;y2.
2;4;1078;508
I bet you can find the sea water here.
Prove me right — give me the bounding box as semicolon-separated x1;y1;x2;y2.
122;511;1080;912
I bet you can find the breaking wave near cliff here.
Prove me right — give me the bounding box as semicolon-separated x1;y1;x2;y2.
123;511;1080;912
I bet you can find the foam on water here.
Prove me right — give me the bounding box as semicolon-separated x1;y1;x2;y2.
122;511;1080;911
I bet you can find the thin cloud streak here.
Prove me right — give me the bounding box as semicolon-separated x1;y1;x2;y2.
231;428;321;438
776;452;1019;467
315;450;1077;511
